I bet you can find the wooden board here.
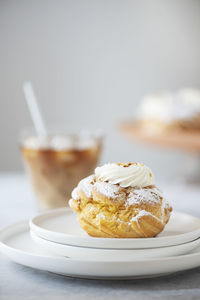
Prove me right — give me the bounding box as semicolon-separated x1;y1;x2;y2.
120;122;200;153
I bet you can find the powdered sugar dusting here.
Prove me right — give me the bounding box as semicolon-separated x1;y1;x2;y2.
71;187;79;200
161;196;169;222
97;213;106;220
68;198;73;207
126;187;162;206
71;175;170;228
131;210;161;223
78;175;94;198
94;181;124;200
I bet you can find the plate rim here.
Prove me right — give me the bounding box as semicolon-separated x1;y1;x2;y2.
29;208;200;249
1;220;200;279
30;229;200;261
1;219;200;262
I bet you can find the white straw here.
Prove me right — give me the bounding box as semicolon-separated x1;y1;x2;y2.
23;81;47;136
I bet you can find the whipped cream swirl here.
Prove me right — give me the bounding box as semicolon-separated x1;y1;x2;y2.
95;163;155;188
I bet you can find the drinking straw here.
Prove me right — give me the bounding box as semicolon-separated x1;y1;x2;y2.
23;81;47;136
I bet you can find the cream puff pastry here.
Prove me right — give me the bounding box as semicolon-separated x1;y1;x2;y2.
69;162;172;238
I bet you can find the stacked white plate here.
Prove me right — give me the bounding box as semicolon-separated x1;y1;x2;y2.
1;208;200;279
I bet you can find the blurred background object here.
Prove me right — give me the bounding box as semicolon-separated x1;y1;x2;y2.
1;0;200;181
120;88;200;183
134;88;200;133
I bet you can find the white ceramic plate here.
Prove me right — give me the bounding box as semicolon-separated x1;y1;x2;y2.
1;221;200;279
30;208;200;249
30;230;200;261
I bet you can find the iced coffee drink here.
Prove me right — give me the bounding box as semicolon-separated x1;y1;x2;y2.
21;133;102;210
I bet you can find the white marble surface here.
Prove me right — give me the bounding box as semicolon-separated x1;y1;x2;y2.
1;173;200;300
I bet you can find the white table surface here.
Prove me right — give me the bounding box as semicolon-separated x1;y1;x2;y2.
1;173;200;300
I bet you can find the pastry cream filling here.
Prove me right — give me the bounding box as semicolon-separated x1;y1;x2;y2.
95;163;155;188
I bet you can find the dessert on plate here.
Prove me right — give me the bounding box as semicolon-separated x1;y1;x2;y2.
69;162;172;238
137;88;200;134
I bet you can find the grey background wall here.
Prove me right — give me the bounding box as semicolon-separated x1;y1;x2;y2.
1;0;200;179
